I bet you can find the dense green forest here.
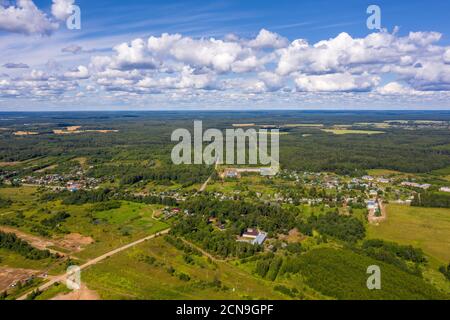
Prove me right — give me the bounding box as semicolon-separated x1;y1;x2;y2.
298;212;365;243
2;111;450;176
245;244;445;299
273;248;447;300
88;163;213;186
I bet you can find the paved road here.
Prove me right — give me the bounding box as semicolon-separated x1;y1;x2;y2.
17;228;170;300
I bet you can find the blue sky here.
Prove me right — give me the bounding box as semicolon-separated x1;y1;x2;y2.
32;0;450;42
1;0;450;110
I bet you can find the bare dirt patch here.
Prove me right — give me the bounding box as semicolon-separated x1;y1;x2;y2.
0;267;40;291
53;126;118;135
67;126;82;132
13;131;38;136
0;227;92;254
0;161;21;167
51;283;100;300
278;228;305;243
0;226;55;251
232;123;255;127
59;233;94;252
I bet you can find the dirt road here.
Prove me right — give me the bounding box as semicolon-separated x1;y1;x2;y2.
199;158;219;192
180;237;228;262
368;199;387;224
17;228;170;300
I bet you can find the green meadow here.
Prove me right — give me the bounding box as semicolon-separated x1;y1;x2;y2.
82;236;287;300
367;204;450;265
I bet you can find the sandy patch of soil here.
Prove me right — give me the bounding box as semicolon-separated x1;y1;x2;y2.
53;128;118;135
0;226;55;251
0;227;93;254
85;129;119;133
232;123;255;127
0;161;21;167
59;233;94;252
51;283;100;300
0;267;41;292
67;126;82;132
13;131;38;136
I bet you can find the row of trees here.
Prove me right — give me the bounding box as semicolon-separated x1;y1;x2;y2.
0;231;54;260
118;164;213;187
411;192;450;208
41;189;178;207
360;239;425;276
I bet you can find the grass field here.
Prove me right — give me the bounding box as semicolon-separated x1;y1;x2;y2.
0;249;55;271
68;202;169;260
207;175;281;196
82;236;287;300
366;169;403;176
283;124;324;127
431;166;450;181
0;186;37;202
367;204;450;264
34;282;71;300
0;191;169;261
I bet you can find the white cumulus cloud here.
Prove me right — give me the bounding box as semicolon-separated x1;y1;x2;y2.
295;73;380;92
51;0;75;21
0;0;58;35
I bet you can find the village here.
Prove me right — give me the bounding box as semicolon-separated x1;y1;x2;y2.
2;161;450;255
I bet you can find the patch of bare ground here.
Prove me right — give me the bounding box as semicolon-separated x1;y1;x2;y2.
232;123;255;127
59;233;94;252
0;226;55;251
0;267;40;291
53;127;118;135
13;131;39;136
0;161;21;167
51;283;100;300
278;228;305;243
0;227;93;254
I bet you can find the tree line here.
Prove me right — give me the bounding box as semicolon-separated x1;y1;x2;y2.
0;231;55;260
